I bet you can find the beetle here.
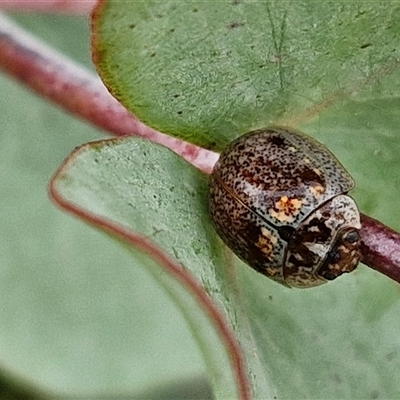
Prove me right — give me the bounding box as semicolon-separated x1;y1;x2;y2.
209;126;361;288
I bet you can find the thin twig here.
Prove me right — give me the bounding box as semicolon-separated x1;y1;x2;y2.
360;214;400;283
0;0;96;14
0;13;218;174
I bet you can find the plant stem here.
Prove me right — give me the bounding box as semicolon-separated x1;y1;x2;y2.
0;13;218;174
0;0;95;14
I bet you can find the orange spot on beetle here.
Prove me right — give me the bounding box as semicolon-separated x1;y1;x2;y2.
256;227;278;261
269;196;302;222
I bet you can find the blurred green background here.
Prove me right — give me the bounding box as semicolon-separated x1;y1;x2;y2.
0;13;211;399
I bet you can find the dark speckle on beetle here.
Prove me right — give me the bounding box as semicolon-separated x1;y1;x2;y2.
269;135;286;147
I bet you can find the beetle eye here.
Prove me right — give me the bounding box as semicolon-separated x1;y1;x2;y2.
319;251;342;281
327;249;341;264
344;230;360;244
321;271;336;281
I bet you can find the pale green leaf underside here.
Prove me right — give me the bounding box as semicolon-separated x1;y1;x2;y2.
53;137;400;399
54;138;219;286
52;137;245;399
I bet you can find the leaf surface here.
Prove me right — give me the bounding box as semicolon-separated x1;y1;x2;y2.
89;1;400;398
92;1;400;150
51;137;251;399
52;135;400;399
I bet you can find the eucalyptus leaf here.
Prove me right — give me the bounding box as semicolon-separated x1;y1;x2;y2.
52;135;400;399
92;1;400;150
51;137;250;399
88;1;400;398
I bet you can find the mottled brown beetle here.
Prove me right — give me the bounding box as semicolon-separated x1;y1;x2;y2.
209;127;361;288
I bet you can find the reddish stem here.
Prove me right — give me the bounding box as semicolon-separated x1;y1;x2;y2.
0;13;218;174
360;214;400;283
0;0;96;14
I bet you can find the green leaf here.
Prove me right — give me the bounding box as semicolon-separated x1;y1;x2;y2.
51;135;400;399
92;1;400;150
88;2;400;398
50;137;250;399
